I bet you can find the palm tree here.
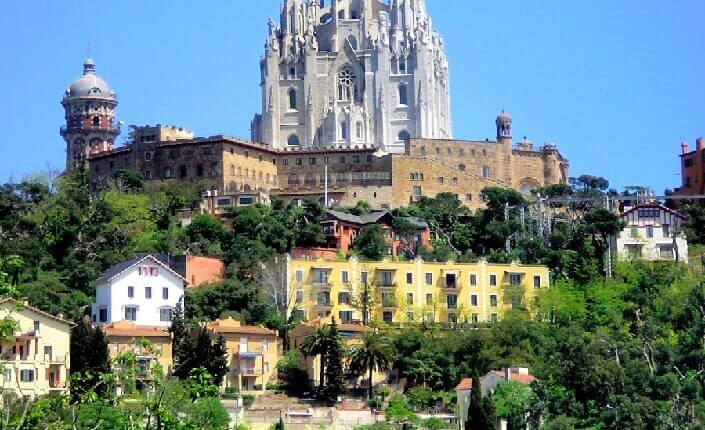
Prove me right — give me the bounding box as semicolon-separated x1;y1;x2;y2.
348;333;398;399
301;325;331;393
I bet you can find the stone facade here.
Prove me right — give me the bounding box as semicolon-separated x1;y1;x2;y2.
251;0;452;154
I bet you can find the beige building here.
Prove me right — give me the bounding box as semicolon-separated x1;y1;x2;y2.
102;321;173;377
206;318;278;393
0;299;71;397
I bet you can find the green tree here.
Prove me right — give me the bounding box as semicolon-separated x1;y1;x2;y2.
354;224;387;260
491;380;536;430
348;333;397;399
173;326;228;386
70;318;110;400
466;375;495;430
323;319;346;402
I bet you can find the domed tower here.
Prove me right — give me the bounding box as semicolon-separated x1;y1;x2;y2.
496;111;512;144
60;58;119;170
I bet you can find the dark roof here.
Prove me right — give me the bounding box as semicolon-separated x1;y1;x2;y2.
95;254;186;284
325;210;428;229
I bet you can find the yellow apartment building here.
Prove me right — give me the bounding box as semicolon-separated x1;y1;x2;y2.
102;321;173;377
281;256;549;325
206;318;278;393
0;299;72;397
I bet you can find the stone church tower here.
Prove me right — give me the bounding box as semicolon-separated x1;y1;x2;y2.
61;58;120;170
251;0;452;153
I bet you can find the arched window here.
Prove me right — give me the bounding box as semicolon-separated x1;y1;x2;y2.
356;121;363;140
288;89;297;110
346;35;358;50
340;122;348;140
287;174;300;186
289;67;296;78
92;116;100;127
398;130;411;142
458;164;466;172
398;84;408;105
287;134;300;146
481;165;490;178
337;66;357;101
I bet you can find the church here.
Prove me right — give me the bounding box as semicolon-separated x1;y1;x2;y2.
62;0;569;210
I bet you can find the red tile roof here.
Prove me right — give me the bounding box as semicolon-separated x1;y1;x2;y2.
456;378;473;391
102;322;171;338
493;370;536;384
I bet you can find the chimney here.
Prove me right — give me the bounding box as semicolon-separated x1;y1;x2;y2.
697;137;705;151
681;141;690;154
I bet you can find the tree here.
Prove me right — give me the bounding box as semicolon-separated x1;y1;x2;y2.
70;318;110;400
301;325;331;394
173;326;228;386
323;319;346;402
466;374;495;430
354;224;387;260
491;380;536;430
348;333;397;399
385;394;419;428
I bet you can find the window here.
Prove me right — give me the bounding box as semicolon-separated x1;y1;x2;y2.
379;270;393;287
353;155;360;163
491;313;498;323
662;225;671;237
489;275;497;286
472;313;479;323
339;311;353;323
317;292;330;306
412;186;422;197
409;172;424;181
313;269;329;285
406;273;413;284
20;370;34;382
361;271;368;285
160;308;173;322
356;122;363;139
339;156;347;164
125;307;137;321
3;369;10;382
296;158;303;166
490;295;498;307
179;165;187;178
425;273;433;285
337;66;358;101
341;122;348;140
367;154;373;162
426;313;434;323
145;170;152;180
398;84;408;105
426;293;433;305
33;321;39;333
288;89;297;110
383;311;393;323
625;244;643;258
685;158;695;168
128;286;134;298
287;135;300;146
646;225;654;238
341;270;349;283
338;292;351;305
437;177;444;184
466;194;473;202
145;287;152;299
470;274;477;286
471;294;478;306
295;290;304;304
534;276;541;288
509;274;522;286
452;177;458;184
196;164;204;177
162;288;169;300
203;146;212;155
99;308;108;323
309;157;316;165
658;245;674;260
346;35;358;50
163;167;171;179
399;57;407;74
481;165;490;178
446;294;458;309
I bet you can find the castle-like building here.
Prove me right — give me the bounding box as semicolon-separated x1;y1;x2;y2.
250;0;452;154
63;0;569;210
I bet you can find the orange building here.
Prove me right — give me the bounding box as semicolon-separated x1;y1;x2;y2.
183;255;224;287
675;137;705;195
102;321;173;376
321;210;431;257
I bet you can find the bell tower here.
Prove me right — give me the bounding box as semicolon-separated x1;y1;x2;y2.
496;111;512;144
60;57;120;170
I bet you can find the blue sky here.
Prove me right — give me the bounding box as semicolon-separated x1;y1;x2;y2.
1;0;703;193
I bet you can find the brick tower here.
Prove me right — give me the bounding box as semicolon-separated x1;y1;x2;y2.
60;58;120;170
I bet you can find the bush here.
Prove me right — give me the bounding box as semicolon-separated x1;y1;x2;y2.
242;394;256;408
222;387;239;399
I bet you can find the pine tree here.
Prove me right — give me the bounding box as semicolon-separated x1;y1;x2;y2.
207;334;228;386
169;307;188;368
322;319;345;402
466;373;495;430
70;318;110;400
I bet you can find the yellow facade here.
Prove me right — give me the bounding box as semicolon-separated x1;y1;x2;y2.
284;256;549;325
0;300;72;398
103;321;173;377
207;318;278;393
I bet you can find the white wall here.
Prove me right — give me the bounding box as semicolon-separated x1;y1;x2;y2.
613;211;689;263
92;259;185;327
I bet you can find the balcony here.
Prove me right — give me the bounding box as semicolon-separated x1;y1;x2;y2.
60;125;121;136
237;367;264;376
376;281;398;290
233;345;264;357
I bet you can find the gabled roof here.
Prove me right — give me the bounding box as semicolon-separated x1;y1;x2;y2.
325;210;429;229
620;203;685;220
95;254;188;285
0;299;73;326
102;321;171;338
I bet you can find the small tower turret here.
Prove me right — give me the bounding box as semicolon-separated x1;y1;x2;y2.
60;57;119;170
496;110;512;144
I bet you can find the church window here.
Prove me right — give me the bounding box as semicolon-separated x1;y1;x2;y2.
92;116;100;127
337;66;357;101
398;130;411;142
398;84;408;105
287;134;300;146
347;35;358;50
481;165;490;178
356;121;363;140
340;122;348;140
288;89;297;110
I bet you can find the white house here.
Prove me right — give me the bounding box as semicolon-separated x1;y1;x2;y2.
91;254;187;328
612;203;688;263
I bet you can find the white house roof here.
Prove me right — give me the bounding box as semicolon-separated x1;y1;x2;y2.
95;254;188;285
